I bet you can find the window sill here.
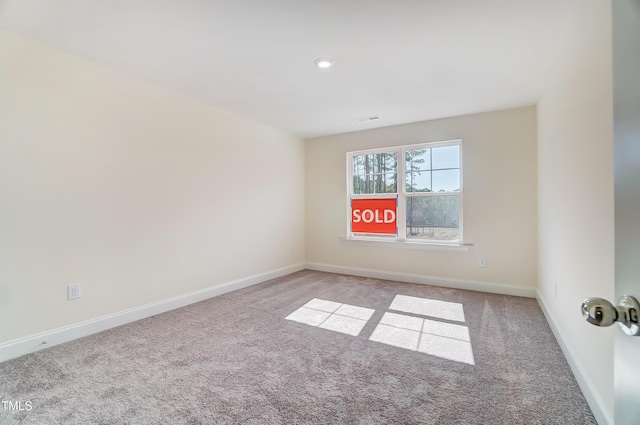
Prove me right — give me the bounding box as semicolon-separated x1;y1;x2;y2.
339;237;471;252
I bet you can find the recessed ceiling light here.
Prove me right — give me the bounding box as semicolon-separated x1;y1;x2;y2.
314;57;335;69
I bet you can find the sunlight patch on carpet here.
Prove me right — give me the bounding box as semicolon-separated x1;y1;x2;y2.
369;312;474;365
286;296;474;365
389;295;465;322
285;298;374;336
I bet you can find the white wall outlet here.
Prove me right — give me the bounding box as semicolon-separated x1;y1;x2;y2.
479;257;487;268
68;283;80;300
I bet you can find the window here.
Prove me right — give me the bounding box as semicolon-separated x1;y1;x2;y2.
347;140;462;245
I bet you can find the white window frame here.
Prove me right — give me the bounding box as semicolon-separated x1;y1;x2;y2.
346;140;464;247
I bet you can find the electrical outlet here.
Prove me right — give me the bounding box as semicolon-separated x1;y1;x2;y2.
68;283;80;300
479;257;487;268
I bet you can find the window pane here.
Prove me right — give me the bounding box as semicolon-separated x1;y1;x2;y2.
351;152;397;194
353;174;397;194
406;196;460;241
432;169;460;192
406;171;431;193
353;176;365;194
432;145;460;170
384;173;397;193
406;148;431;171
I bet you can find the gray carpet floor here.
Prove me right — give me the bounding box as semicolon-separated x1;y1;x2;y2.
0;270;596;424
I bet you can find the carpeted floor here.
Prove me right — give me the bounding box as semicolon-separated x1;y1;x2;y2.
0;270;596;424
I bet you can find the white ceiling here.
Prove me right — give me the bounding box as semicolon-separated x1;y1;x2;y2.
0;0;585;138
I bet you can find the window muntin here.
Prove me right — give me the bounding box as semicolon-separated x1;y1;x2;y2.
348;141;462;245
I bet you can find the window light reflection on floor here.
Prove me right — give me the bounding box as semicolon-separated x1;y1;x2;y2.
285;296;475;365
388;295;465;322
369;312;475;365
285;298;374;336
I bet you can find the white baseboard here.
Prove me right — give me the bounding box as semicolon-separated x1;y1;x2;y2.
536;293;613;425
0;262;305;364
305;262;537;298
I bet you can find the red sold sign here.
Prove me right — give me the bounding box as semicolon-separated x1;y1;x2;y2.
351;198;397;235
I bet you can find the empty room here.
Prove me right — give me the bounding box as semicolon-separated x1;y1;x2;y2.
1;0;639;424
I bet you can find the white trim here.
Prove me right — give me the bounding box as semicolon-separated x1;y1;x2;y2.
306;262;536;298
536;293;613;425
348;139;463;156
0;263;305;364
340;237;471;252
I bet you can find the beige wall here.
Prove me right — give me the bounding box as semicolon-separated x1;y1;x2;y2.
537;0;614;419
0;29;306;344
306;106;537;288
